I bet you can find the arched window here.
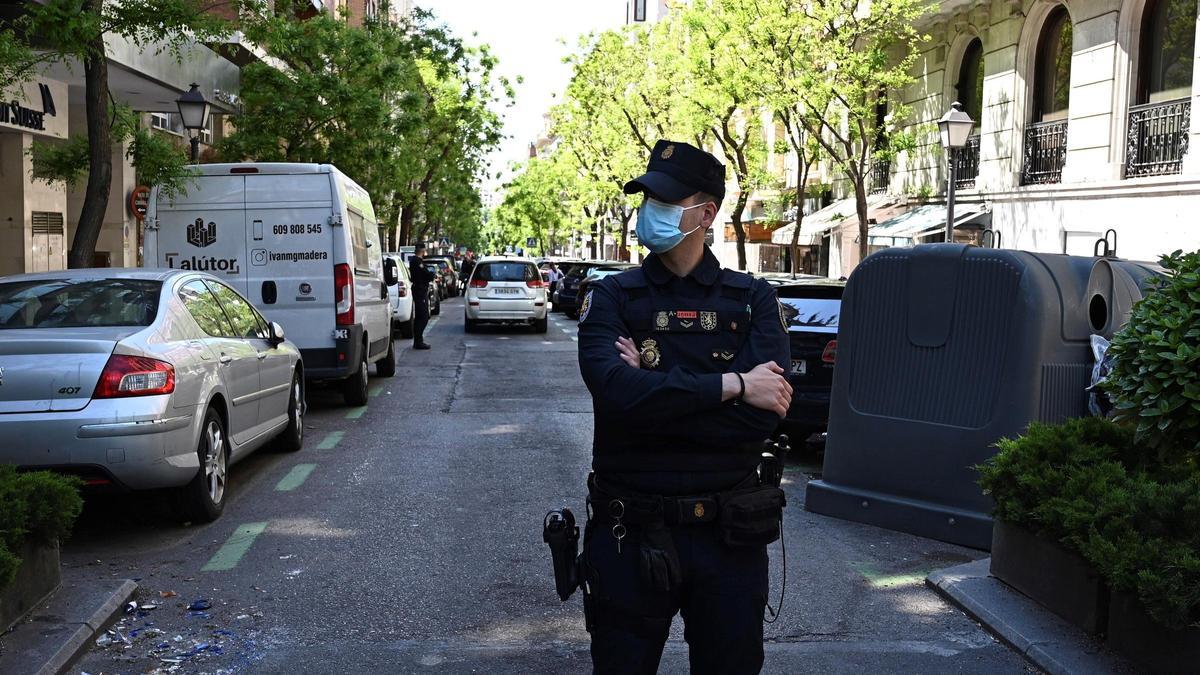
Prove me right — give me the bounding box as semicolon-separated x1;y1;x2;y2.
1034;7;1073;122
957;38;985;122
1138;0;1196;103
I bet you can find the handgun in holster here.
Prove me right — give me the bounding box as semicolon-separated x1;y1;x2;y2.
543;508;580;601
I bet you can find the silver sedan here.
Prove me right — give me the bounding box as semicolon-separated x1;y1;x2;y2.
0;269;305;522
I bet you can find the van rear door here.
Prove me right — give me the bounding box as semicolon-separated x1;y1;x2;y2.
152;175;247;287
243;172;336;357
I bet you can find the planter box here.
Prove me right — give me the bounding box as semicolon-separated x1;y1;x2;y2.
989;520;1109;634
1106;590;1200;674
0;539;61;633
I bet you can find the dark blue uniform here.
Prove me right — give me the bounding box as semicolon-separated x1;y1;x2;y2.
577;248;789;674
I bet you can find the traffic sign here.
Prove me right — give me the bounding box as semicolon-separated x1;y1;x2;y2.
128;185;150;222
526;237;537;248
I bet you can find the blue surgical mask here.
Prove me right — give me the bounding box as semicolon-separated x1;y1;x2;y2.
635;198;706;253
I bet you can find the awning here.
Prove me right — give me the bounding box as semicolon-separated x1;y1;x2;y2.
771;194;902;246
868;205;988;247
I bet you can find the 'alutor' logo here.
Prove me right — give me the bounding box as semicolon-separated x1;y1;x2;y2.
187;218;217;248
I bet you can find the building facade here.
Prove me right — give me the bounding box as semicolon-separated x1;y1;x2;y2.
884;0;1200;263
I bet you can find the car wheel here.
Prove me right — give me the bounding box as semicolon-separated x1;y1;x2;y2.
464;313;476;333
534;316;548;333
432;297;442;316
398;317;414;339
176;407;228;523
274;372;305;452
377;337;396;377
343;349;369;406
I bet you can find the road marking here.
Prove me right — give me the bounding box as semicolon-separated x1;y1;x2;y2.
369;385;384;398
275;464;317;492
201;522;268;572
317;431;344;449
561;327;573;334
345;406;367;420
571;337;578;342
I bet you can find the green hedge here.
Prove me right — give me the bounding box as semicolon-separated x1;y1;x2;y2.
0;466;83;590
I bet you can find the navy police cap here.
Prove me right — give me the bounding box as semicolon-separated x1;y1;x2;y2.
623;140;726;202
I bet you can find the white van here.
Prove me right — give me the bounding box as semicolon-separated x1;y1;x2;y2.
144;163;397;406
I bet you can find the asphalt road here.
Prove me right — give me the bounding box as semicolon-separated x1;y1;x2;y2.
66;297;1035;674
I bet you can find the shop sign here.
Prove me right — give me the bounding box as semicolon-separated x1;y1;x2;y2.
0;81;67;138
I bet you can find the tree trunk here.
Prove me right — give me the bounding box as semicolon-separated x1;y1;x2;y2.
729;191;749;271
853;172;869;267
398;201;414;246
617;208;630;261
791;170;805;278
68;32;112;269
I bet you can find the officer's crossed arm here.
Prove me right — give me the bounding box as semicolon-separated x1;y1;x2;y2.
578;279;726;422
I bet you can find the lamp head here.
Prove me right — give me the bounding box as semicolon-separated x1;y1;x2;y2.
938;102;975;149
176;83;211;131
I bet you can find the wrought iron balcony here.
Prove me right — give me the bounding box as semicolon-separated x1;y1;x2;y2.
1022;120;1068;185
954;135;981;189
1126;98;1191;178
869;158;890;195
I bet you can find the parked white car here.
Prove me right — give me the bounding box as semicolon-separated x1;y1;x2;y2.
384;253;414;338
464;257;548;333
0;269;304;522
144;163;398;406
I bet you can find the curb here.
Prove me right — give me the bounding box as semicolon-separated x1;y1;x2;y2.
926;559;1133;675
0;578;137;675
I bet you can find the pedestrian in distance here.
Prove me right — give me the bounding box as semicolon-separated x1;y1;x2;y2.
408;243;436;350
460;252;476;294
575;139;794;674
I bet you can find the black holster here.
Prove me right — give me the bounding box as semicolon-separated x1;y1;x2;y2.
543;508;580;601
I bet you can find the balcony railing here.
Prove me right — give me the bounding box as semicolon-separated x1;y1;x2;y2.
1126;98;1191;178
1022;120;1068;185
954;135;981;189
869;158;890;194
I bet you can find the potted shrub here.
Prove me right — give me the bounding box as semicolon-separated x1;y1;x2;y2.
0;466;83;632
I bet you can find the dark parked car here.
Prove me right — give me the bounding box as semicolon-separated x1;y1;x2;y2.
555;261;612;317
423;263;443;314
573;264;638;318
425;256;459;297
776;278;845;442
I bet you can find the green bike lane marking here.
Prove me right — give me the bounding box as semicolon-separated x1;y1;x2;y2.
317;430;344;449
369;385;384;398
201;522;269;572
345;406;367;420
275;464;317;492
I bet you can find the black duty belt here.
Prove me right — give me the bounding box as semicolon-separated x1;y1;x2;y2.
587;472;756;526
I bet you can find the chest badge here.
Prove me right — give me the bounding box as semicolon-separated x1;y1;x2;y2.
700;311;718;331
693;502;706;518
640;338;662;369
655;311;669;330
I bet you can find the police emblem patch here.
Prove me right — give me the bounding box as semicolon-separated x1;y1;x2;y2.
639;338;661;369
700;311;717;331
655;311;669;329
661;144;675;159
580;290;594;322
693;503;705;518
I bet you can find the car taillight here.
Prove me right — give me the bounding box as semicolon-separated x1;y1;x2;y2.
397;281;408;297
335;263;354;325
821;339;838;364
94;355;176;398
470;279;488;288
527;279;545;288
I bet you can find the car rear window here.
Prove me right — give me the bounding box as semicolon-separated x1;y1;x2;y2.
779;297;840;333
475;262;537;282
0;278;162;329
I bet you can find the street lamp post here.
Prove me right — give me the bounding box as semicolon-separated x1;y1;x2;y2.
937;102;975;243
176;83;211;164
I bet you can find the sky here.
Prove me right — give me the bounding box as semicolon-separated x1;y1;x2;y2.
416;0;626;196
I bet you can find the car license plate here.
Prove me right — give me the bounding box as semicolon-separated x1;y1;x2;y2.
495;287;519;295
790;359;807;375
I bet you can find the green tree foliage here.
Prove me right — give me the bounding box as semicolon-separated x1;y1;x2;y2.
0;466;83;590
1105;249;1200;460
14;0;248;268
219;9;507;252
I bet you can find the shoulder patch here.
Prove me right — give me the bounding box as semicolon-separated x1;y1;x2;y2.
778;299;791;331
580;289;594;322
720;270;754;289
613;268;648;289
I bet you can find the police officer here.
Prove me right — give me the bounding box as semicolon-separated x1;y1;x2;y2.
576;140;793;674
409;243;435;350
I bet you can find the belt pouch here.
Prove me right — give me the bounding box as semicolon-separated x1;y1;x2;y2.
639;521;682;593
718;487;786;548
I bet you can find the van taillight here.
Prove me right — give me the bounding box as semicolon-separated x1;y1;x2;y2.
526;279;545;288
469;279;488;288
821;340;838;364
230;167;259;174
335;263;354;325
94;355;176;398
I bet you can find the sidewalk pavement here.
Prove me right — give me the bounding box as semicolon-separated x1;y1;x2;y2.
927;559;1136;675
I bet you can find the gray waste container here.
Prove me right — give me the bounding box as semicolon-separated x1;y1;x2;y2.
805;244;1160;549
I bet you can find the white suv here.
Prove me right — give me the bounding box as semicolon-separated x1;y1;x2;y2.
464;257;548;333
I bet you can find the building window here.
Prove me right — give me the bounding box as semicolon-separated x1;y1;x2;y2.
956;39;985;188
1125;0;1195;176
199;115;214;145
150;112;184;135
1034;7;1073;123
632;0;647;22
